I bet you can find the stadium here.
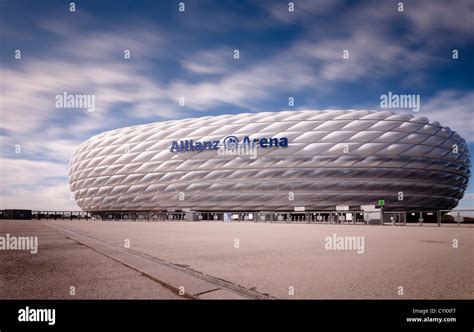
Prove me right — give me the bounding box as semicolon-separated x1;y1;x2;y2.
68;110;470;222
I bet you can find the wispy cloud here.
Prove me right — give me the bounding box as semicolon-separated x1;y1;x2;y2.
263;0;342;23
0;22;183;210
1;29;177;136
415;90;474;143
0;157;76;210
180;48;235;75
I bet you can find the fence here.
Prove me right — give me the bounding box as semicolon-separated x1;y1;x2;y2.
5;209;471;226
383;210;474;227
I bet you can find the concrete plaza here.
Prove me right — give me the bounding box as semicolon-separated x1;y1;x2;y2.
1;219;472;299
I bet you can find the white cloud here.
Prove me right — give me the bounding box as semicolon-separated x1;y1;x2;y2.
0;59;174;136
0;157;77;210
0;184;78;211
405;0;474;42
174;26;434;111
265;0;342;23
416;90;474;143
0;22;184;137
181;49;234;75
170;60;300;110
0;158;67;188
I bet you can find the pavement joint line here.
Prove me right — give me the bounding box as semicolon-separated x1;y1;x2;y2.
41;222;197;299
194;288;221;296
42;222;205;299
41;221;274;300
122;246;275;299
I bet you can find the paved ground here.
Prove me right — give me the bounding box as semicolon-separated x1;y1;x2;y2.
0;220;181;299
1;220;473;299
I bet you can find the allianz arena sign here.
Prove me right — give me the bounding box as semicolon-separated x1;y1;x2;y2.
169;135;289;153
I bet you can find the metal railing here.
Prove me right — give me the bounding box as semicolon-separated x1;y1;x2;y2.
383;210;474;227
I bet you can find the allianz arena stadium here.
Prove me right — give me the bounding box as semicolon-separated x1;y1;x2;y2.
68;110;470;214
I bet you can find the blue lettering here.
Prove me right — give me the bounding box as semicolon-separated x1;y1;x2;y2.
211;140;220;150
170;141;179;152
170;136;288;153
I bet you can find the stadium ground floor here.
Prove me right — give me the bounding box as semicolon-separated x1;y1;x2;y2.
2;209;470;226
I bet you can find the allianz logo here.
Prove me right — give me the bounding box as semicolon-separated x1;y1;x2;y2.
170;135;288;153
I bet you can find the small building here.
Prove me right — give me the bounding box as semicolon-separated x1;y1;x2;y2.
2;209;32;220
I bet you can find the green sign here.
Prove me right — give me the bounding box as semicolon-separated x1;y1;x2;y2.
378;199;385;206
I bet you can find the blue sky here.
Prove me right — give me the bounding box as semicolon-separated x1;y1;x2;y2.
0;0;473;210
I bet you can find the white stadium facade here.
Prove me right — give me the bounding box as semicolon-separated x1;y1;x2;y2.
68;110;470;220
